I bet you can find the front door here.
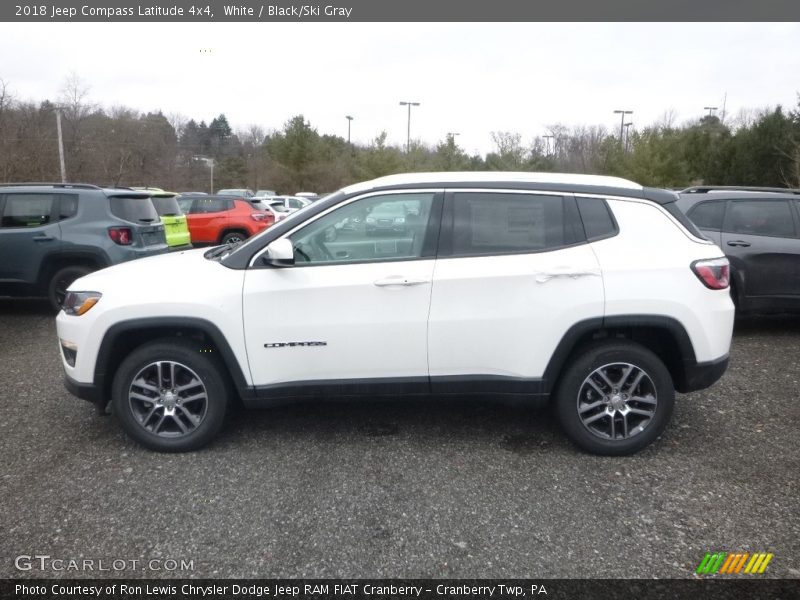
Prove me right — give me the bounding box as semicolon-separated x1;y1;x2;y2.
242;190;442;392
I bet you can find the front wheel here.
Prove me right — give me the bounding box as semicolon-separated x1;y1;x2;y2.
555;341;675;456
48;265;91;312
111;339;229;452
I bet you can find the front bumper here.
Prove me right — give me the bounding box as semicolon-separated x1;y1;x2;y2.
64;374;104;407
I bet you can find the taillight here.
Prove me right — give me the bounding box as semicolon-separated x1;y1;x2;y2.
251;212;274;224
108;227;133;245
691;257;730;290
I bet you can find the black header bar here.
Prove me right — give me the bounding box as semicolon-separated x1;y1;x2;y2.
2;1;800;22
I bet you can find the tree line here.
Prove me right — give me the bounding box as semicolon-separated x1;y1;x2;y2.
1;76;799;193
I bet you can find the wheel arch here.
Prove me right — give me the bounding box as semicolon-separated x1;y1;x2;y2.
94;317;252;409
543;315;698;395
38;249;109;290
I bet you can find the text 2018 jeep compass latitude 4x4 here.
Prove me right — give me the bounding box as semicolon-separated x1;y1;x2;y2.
57;173;734;455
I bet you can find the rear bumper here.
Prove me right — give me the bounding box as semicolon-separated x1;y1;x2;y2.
679;354;729;393
168;243;193;252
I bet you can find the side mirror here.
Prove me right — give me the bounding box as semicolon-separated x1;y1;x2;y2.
262;238;295;267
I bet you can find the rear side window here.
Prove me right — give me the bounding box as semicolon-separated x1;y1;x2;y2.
451;192;574;256
726;200;795;238
687;200;725;230
109;196;159;223
576;197;617;240
1;194;55;228
150;196;183;216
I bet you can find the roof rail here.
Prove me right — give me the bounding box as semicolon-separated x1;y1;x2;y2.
680;185;800;195
0;182;102;190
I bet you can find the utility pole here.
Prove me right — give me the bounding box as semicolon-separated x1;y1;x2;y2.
613;110;633;147
346;115;353;145
399;101;420;153
56;110;66;183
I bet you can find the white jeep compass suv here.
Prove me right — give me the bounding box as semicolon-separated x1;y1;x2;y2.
57;172;734;454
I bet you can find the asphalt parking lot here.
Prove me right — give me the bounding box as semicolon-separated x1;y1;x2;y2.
0;299;798;579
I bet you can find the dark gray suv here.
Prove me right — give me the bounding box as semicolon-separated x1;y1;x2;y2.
0;183;168;310
677;187;800;313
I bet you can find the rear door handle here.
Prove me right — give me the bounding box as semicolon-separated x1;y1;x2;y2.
33;234;56;242
535;268;600;283
373;276;430;287
727;240;751;247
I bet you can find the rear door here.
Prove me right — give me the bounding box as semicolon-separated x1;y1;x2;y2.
0;192;62;286
427;190;603;392
721;198;800;299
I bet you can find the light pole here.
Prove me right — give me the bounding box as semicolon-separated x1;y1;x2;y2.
446;132;460;144
543;134;555;156
703;106;718;118
613;109;633;147
623;122;633;152
399;101;420;153
346;115;353;145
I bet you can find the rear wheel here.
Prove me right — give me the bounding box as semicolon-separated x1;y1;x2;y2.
555;341;675;455
48;265;91;312
221;231;248;245
112;339;229;452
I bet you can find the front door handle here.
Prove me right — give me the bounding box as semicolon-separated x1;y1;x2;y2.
33;234;56;242
727;240;751;247
373;276;430;287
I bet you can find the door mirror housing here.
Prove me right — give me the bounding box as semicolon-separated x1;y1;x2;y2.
262;238;295;267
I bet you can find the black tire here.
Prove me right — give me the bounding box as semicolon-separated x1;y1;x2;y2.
48;265;92;312
554;341;675;456
111;338;229;452
221;231;248;245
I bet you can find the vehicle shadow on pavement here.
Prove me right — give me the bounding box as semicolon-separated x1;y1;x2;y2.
734;312;800;334
220;398;569;454
0;297;53;315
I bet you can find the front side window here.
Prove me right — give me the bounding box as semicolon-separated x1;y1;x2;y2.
0;194;55;228
726;200;795;238
288;193;435;265
451;192;571;256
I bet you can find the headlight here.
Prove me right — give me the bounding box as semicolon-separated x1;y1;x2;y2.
63;291;102;316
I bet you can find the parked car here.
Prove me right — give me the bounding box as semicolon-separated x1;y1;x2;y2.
178;194;274;245
294;192;320;202
0;183;168;311
147;191;192;250
253;190;278;199
677;189;800;313
255;200;292;223
267;195;311;212
57;172;733;454
217;188;254;198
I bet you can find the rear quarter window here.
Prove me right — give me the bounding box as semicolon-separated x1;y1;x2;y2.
687;200;725;231
576;197;617;240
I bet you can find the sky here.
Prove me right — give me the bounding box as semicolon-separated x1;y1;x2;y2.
1;22;799;156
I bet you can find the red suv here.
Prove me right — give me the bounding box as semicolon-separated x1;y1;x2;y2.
176;195;274;244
